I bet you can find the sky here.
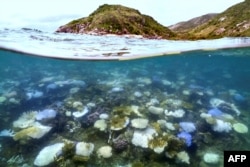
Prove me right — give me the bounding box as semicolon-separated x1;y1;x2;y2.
0;0;244;32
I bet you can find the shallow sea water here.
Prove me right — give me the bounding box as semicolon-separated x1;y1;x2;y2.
0;29;250;167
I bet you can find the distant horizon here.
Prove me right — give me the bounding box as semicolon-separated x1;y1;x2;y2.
0;0;244;32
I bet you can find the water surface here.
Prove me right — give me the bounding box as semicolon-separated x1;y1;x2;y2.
0;29;250;167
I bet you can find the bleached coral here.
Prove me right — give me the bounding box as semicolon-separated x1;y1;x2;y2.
179;122;196;133
131;118;149;129
165;122;176;131
210;98;241;116
132;127;157;148
148;134;168;154
13;111;38;129
13;122;52;141
72;106;89;118
176;151;190;164
146;98;159;106
94;119;107;131
36;109;57;121
97;146;112;158
7;155;24;165
134;91;142;97
166;99;182;108
34;143;64;166
203;152;220;164
110;87;124;92
165;109;185;118
110;115;129;131
131;105;143;117
0;96;7;103
148;106;164;115
0;129;15;137
212;119;232;133
233;123;248;133
75;142;94;157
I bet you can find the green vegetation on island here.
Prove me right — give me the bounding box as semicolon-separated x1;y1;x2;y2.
185;0;250;39
168;14;218;32
56;2;250;40
56;4;175;39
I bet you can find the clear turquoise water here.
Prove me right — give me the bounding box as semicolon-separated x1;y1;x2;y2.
0;34;250;166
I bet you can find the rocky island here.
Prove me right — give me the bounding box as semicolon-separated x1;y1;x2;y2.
56;4;175;39
170;0;250;39
56;1;250;40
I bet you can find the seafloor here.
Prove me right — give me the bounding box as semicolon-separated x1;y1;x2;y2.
0;47;250;167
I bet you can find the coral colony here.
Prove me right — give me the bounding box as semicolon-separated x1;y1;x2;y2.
177;132;193;147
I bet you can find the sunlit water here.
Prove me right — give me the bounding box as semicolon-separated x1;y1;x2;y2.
0;28;250;167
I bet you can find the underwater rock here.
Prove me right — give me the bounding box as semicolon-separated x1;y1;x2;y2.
34;143;64;166
97;146;112;158
72;106;104;128
112;136;129;152
82;107;105;126
36;109;57;121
